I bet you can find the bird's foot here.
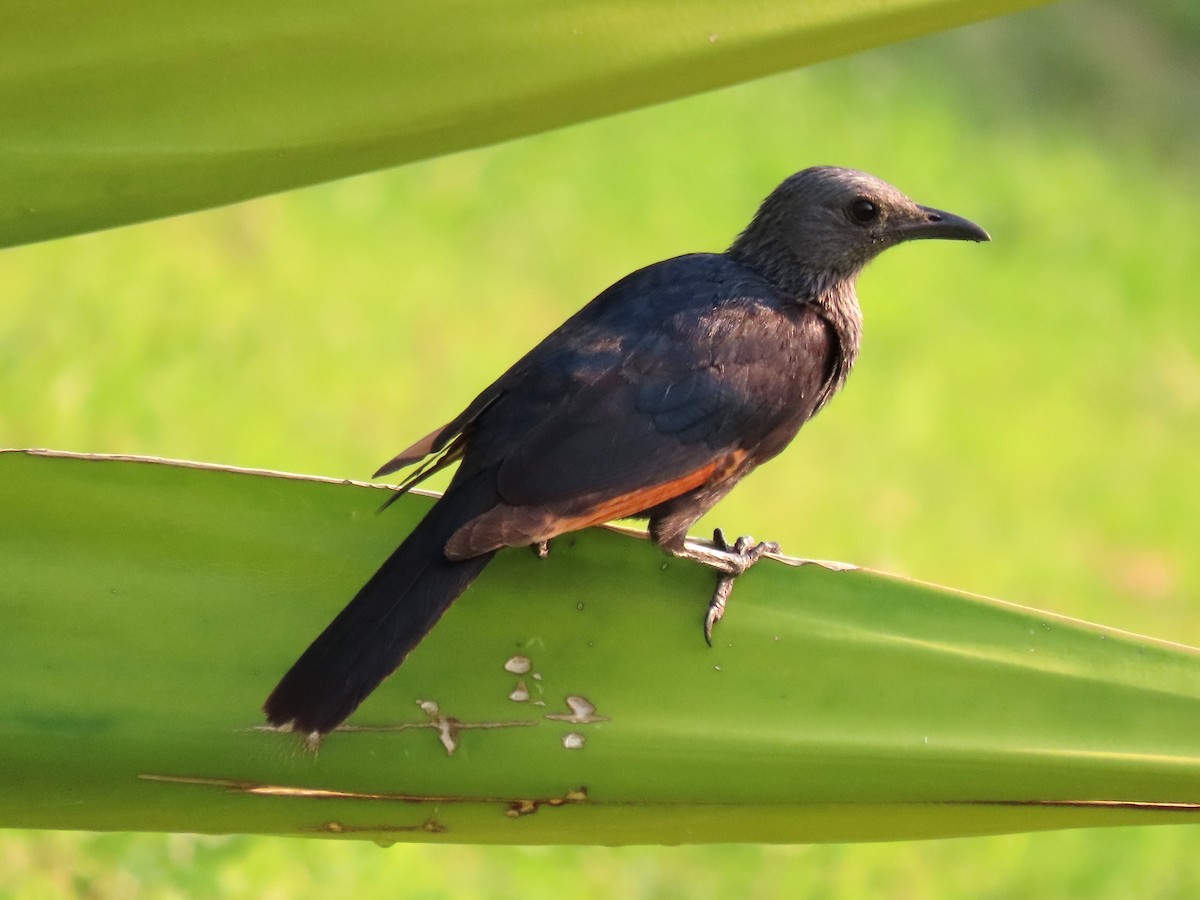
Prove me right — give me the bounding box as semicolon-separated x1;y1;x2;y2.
683;528;780;645
532;540;551;560
704;575;735;646
672;527;780;576
709;528;780;576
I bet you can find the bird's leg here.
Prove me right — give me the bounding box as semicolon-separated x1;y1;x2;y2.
669;528;780;645
531;540;551;560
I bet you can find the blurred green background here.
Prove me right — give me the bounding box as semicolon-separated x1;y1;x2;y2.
2;0;1199;896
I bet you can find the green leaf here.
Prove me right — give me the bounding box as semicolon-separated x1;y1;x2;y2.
1;0;1047;249
2;449;1199;843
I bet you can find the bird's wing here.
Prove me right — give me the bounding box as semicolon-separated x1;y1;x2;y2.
441;259;837;557
372;254;736;485
373;382;505;480
373;425;446;479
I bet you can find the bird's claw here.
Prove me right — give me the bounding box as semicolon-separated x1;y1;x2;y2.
711;528;780;575
703;529;780;643
703;575;734;646
532;540;550;560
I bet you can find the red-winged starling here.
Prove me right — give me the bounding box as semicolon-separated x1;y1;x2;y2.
264;166;990;742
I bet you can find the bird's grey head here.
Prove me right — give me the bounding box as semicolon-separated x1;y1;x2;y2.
730;166;989;296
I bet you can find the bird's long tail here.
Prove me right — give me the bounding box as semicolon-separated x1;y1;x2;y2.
263;472;497;738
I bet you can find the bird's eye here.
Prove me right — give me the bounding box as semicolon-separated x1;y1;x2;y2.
849;198;880;225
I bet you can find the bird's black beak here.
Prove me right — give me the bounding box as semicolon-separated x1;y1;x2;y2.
898;205;991;243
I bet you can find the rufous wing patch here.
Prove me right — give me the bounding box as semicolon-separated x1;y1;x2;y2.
443;457;736;560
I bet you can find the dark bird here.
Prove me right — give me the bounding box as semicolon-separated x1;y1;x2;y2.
264;166;989;742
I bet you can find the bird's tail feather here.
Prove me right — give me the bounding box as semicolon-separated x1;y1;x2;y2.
263;473;497;737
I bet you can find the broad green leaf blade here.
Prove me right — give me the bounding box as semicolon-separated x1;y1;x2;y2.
1;0;1047;249
2;449;1199;844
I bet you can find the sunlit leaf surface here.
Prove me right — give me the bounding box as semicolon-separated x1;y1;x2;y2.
2;450;1198;843
0;0;1046;247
